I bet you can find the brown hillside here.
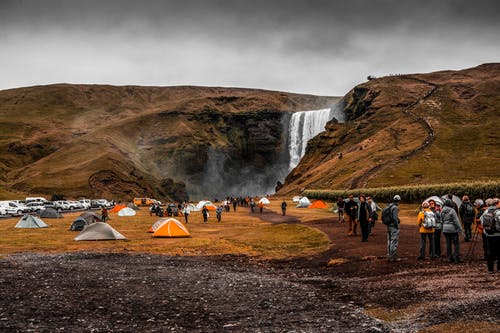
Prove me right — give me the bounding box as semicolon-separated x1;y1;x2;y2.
0;84;338;200
279;63;500;194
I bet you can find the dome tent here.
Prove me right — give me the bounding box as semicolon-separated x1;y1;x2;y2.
118;207;136;217
39;208;63;218
150;218;190;238
15;214;48;228
296;197;311;208
258;197;271;205
74;222;126;241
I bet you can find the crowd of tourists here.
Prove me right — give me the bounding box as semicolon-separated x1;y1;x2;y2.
337;193;500;273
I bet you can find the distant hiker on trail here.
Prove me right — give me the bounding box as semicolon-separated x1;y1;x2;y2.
202;206;209;223
429;199;442;257
216;205;223;222
459;196;475;242
357;195;372;242
475;199;488;260
182;204;191;224
281;200;287;216
345;195;359;236
336;197;345;223
101;207;108;222
417;201;436;260
480;198;500;273
442;199;463;263
383;195;401;262
258;201;264;213
367;196;380;234
232;198;237;212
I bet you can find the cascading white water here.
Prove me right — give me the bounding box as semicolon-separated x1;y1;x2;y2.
288;104;345;170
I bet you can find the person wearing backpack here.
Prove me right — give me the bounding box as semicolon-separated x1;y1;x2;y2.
417;201;436;260
281;200;287;216
459;196;476;242
480;198;500;273
382;195;401;261
429;200;443;257
441;199;463;263
345;195;359;236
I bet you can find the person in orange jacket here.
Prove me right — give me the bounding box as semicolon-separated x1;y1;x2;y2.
258;201;264;213
417;201;436;259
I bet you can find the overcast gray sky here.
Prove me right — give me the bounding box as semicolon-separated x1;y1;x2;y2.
1;0;499;96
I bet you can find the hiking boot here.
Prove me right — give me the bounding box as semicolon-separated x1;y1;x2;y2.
417;256;425;260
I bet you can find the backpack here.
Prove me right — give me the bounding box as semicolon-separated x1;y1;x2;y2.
482;209;498;234
382;204;394;226
464;202;475;217
422;211;436;229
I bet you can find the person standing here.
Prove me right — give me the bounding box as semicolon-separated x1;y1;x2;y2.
202;206;209;223
459;196;475;242
357;195;372;242
232;198;237;212
345;195;359;236
249;198;255;213
417;201;436;260
386;195;401;261
258;201;264;213
480;198;500;273
442;199;463;263
182;203;191;224
101;207;108;222
216;205;223;222
429;200;442;257
336;197;345;223
367;196;381;235
281;200;287;216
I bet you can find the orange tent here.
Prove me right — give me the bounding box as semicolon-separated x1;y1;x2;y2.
205;204;217;211
150;218;190;238
110;204;127;213
308;200;328;209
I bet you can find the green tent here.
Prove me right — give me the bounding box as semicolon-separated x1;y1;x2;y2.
15;214;48;228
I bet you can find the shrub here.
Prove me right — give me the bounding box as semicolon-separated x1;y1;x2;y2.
303;180;500;203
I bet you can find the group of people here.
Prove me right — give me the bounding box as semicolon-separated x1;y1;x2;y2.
337;195;381;242
336;193;500;272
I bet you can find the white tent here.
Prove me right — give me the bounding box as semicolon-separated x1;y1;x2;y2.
74;222;126;241
118;207;137;217
296;197;311;208
195;200;216;210
258;197;270;205
292;196;302;203
15;214;48;228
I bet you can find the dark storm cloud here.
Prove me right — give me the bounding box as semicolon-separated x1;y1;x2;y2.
1;0;499;95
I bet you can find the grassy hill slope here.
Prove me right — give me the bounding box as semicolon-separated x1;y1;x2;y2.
279;63;500;194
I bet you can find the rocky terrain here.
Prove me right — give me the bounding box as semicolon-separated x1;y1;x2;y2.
0;85;337;201
279;63;500;194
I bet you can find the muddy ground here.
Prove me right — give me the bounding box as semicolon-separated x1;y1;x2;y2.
0;212;499;332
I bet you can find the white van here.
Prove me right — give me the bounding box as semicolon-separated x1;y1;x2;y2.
78;199;91;209
0;201;31;215
26;197;48;203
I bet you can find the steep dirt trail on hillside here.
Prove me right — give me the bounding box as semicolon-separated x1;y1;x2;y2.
351;77;438;188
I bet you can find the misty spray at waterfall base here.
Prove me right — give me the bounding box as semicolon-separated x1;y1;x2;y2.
195;104;344;199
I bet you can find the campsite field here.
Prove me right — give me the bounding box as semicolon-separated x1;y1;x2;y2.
0;200;499;332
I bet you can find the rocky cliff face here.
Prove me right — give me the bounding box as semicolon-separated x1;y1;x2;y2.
278;63;500;194
0;85;337;200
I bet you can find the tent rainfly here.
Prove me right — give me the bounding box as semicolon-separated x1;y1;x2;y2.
74;222;126;241
70;217;89;231
296;197;311;208
118;207;137;217
308;200;328;209
15;214;48;228
79;212;102;223
39;208;63;218
258;197;271;205
150;218;190;238
292;196;302;203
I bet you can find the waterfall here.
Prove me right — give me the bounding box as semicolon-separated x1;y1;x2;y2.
288;104;344;170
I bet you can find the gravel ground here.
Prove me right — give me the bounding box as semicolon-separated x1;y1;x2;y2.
0;215;498;332
0;252;388;333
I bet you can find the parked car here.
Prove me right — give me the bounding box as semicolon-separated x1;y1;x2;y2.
78;199;92;209
43;201;64;212
25;202;47;214
54;201;70;210
25;197;48;204
0;206;7;216
93;199;112;208
66;201;84;210
0;201;31;215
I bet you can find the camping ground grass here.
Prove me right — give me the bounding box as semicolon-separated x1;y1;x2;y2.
0;203;331;259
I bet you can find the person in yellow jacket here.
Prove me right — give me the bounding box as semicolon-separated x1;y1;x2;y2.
417;201;436;260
